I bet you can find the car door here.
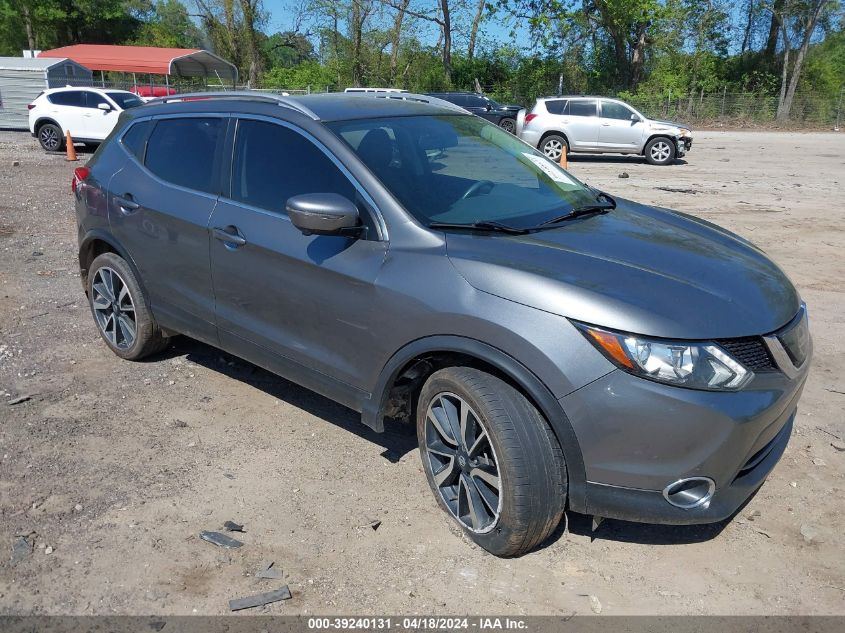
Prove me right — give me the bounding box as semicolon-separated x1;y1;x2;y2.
47;90;87;138
106;115;227;344
597;100;644;152
563;99;600;150
82;91;120;140
208;116;388;397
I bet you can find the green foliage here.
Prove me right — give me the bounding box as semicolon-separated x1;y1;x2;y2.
263;60;337;90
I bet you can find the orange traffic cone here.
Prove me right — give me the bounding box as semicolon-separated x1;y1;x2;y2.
559;146;568;169
65;130;77;161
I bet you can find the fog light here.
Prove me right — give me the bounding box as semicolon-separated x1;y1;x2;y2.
662;477;715;509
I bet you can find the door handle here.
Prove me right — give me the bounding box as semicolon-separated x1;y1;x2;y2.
114;194;139;214
212;226;247;247
601;122;611;126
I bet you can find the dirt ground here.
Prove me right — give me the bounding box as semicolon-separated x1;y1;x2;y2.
0;129;843;616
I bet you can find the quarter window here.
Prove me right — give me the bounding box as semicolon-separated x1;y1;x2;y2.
231;119;355;215
602;101;635;120
121;120;151;161
569;100;597;117
145;118;224;194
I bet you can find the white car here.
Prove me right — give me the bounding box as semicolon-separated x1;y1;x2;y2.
28;87;144;152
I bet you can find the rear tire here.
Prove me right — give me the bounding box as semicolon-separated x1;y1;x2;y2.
37;123;64;152
645;136;676;165
416;367;567;557
87;252;168;360
540;134;568;162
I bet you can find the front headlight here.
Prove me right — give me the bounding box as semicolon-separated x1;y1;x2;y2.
576;323;752;390
679;128;691;137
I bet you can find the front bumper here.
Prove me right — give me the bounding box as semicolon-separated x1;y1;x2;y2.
561;349;808;524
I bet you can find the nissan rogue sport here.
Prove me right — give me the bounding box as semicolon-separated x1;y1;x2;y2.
73;92;811;557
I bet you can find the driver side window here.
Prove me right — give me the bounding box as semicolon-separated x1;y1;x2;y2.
601;101;635;121
231;119;357;216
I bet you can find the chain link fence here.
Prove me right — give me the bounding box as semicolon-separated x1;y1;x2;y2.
606;91;842;129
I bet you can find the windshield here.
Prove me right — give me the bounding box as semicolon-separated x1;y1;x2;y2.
327;115;597;229
106;92;143;110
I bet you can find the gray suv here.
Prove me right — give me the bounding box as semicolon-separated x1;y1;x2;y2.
74;92;810;557
518;96;693;165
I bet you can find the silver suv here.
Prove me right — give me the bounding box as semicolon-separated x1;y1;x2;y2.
517;96;693;165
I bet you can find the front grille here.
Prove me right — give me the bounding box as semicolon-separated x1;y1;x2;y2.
716;337;776;372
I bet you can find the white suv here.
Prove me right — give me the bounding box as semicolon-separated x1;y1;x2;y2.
29;87;144;152
517;96;693;165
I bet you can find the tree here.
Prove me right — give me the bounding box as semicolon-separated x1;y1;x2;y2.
238;0;264;86
467;0;485;60
770;0;835;120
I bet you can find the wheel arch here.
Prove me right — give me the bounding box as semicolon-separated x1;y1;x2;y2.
78;230;147;302
362;335;588;512
34;117;63;135
539;130;569;148
643;133;676;155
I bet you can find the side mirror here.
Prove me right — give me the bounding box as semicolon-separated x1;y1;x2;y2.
630;113;640;122
98;102;112;112
286;193;361;237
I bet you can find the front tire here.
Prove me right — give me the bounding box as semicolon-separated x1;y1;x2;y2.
645;137;676;165
539;134;568;162
417;367;567;557
87;252;168;360
499;118;516;134
38;123;64;152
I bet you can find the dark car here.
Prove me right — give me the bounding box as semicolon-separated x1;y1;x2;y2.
73;91;811;557
425;91;521;133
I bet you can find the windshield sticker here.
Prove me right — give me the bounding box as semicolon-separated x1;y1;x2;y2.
522;153;576;185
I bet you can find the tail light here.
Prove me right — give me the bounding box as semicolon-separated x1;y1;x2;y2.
72;166;90;194
27;103;35;110
524;113;538;124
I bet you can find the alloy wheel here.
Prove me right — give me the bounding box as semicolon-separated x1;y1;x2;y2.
423;392;502;534
40;126;60;151
500;119;516;134
543;139;563;160
650;140;672;163
91;266;137;350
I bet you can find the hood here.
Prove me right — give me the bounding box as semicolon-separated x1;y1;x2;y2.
445;200;799;339
648;119;689;132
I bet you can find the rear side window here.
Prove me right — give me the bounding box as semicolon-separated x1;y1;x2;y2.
569;100;597;117
48;91;84;107
545;99;569;115
121;120;151;161
145;118;224;194
231;119;355;214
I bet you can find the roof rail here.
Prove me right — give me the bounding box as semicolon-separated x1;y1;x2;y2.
145;91;320;120
346;91;469;114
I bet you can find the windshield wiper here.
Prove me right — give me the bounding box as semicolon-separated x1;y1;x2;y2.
428;220;530;235
535;192;617;227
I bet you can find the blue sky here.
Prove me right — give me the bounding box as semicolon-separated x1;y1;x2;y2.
257;0;532;52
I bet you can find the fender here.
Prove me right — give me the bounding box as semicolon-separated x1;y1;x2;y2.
34;116;62;135
78;229;147;301
362;335;588;512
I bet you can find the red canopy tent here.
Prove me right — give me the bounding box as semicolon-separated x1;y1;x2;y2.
38;44;238;90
